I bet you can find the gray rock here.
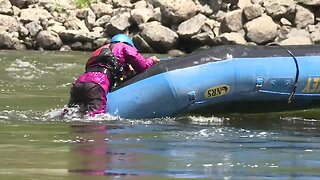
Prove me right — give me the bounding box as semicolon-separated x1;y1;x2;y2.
177;13;207;39
75;8;88;20
0;14;19;33
9;0;35;9
36;30;63;50
64;16;89;31
219;9;243;34
167;49;186;57
25;21;43;37
277;26;291;40
279;37;313;45
113;0;133;8
261;0;296;6
131;8;153;25
280;18;292;26
133;1;148;9
132;34;154;53
19;8;53;23
191;32;216;45
265;4;288;20
60;45;72;51
194;0;213;16
0;31;16;49
71;41;83;50
74;31;100;42
243;4;263;21
83;42;92;51
19;25;29;37
84;8;96;30
286;28;310;38
38;0;76;12
150;0;197;24
295;0;320;6
238;0;252;9
105;12;131;36
244;14;278;44
90;2;113;18
294;5;315;29
218;32;247;44
140;21;178;53
95;15;111;27
0;0;13;15
59;29;79;42
150;7;161;22
93;37;108;49
210;0;222;13
48;25;67;34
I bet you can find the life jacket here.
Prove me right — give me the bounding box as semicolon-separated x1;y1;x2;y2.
85;44;125;88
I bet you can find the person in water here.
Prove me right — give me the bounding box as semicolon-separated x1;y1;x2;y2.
67;34;159;116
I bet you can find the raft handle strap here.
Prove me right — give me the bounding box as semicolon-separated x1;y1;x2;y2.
268;43;299;103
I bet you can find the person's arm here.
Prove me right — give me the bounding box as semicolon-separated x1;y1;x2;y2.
123;45;159;73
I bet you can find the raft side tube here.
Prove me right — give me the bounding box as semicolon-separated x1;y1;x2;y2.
163;59;239;114
107;73;181;119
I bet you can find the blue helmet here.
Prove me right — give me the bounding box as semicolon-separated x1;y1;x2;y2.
111;34;136;49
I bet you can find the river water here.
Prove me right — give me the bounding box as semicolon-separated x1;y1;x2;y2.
1;50;320;180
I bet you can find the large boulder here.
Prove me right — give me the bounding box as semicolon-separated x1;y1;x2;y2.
243;4;263;21
0;31;20;49
177;13;207;39
0;14;19;33
238;0;252;9
139;21;178;53
0;0;13;15
36;30;63;50
9;0;35;9
265;3;289;20
58;30;79;42
25;21;43;37
131;7;153;25
294;5;315;29
244;14;278;44
219;9;243;34
105;12;131;36
149;0;197;24
295;0;320;6
19;8;53;23
90;2;113;18
279;37;313;45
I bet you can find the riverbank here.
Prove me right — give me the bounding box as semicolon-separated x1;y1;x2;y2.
0;0;319;55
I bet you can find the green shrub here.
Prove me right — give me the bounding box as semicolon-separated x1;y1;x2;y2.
75;0;91;8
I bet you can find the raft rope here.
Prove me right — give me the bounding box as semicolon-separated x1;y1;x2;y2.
268;43;300;103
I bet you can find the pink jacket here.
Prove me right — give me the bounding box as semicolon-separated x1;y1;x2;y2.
75;42;156;92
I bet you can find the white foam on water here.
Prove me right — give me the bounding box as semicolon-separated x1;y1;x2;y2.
43;107;121;122
5;59;47;80
51;62;77;70
186;115;228;125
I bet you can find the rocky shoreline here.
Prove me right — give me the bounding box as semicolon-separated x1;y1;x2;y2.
0;0;319;55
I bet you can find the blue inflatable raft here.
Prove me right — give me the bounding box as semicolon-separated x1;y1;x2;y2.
106;45;320;119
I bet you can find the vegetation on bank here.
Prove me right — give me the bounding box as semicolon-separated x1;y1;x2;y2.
74;0;98;8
